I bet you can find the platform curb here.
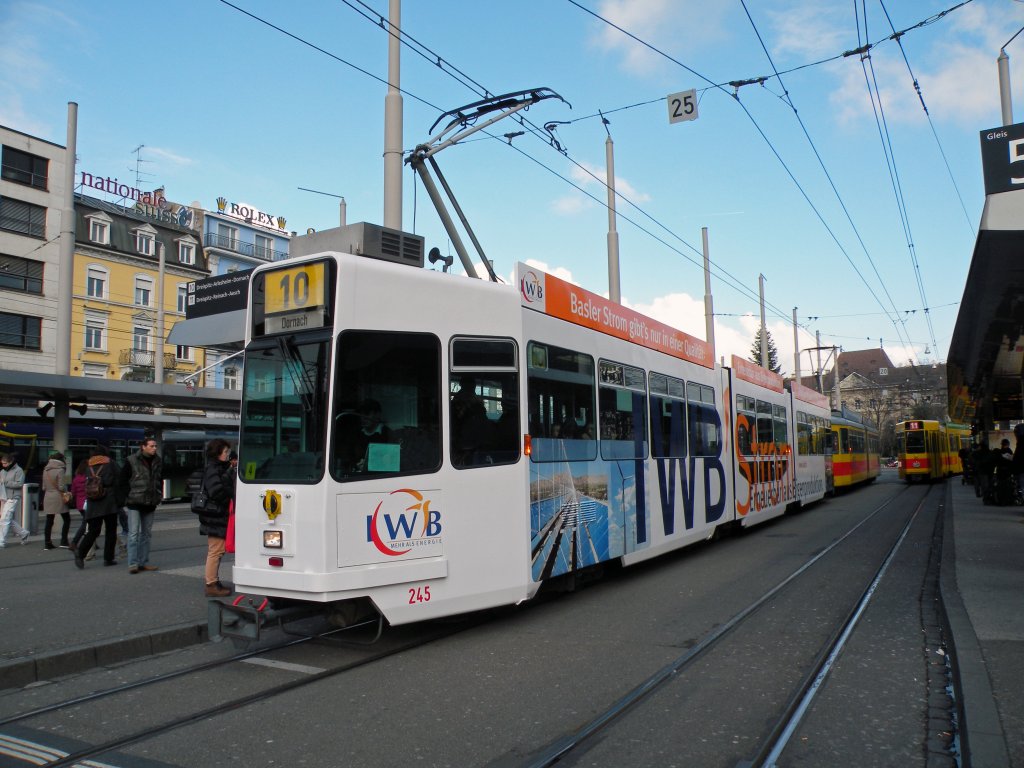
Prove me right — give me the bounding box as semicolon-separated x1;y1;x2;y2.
0;621;207;692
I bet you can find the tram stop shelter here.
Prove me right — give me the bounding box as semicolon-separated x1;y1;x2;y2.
947;122;1024;431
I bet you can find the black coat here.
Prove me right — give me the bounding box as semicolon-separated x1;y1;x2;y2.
83;458;118;520
199;458;234;538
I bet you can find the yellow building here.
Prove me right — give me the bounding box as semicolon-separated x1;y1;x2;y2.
71;195;209;387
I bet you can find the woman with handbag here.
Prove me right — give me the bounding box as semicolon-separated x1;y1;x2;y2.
197;438;234;597
41;451;71;550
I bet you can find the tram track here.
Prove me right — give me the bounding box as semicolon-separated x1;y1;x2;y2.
519;482;951;767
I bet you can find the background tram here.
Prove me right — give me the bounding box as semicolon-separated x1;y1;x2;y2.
828;408;880;490
895;420;967;482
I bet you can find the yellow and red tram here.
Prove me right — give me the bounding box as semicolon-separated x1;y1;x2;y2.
829;410;880;490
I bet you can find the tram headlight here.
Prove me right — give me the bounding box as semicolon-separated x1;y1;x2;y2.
263;530;283;549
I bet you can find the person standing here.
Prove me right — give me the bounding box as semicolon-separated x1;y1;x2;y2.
41;451;71;549
119;437;163;574
0;453;30;547
68;458;89;554
73;445;119;569
198;438;234;597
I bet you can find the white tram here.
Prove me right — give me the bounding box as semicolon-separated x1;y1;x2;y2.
225;233;832;629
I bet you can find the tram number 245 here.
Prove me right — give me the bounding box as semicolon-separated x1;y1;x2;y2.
408;585;432;605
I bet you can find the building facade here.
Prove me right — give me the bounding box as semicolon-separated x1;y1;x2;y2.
0;125;69;382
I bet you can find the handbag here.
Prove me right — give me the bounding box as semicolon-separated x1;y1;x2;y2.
225;499;236;553
61;490;74;506
191;488;209;515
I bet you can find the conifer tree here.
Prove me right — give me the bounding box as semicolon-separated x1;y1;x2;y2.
749;325;782;374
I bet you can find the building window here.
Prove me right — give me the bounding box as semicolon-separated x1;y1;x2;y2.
0;254;43;294
176;344;193;361
135;276;153;307
217;223;239;251
0;311;42;350
82;363;107;379
133;325;151;352
132;224;157;256
177;284;187;313
178;240;195;265
86;265;107;299
84;312;107;351
89;219;109;244
223;366;239;390
1;146;48;190
0;196;46;238
255;233;273;260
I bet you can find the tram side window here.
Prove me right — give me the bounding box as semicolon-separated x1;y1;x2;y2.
773;404;788;445
687;382;720;457
796;411;812;456
331;331;441;480
598;359;647;460
736;395;756;456
649;372;687;459
527;342;597;463
449;337;519;469
755;399;774;446
849;429;865;454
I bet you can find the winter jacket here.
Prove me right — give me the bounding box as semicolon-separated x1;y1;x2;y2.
41;458;69;516
0;462;24;511
198;458;234;538
70;473;87;511
82;456;118;520
120;451;163;509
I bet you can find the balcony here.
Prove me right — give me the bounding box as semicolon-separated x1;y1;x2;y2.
119;349;178;369
204;232;288;262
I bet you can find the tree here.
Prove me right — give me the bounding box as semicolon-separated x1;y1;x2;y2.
749;325;782;374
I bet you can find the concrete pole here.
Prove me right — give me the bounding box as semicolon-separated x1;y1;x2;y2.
605;134;620;303
758;274;767;368
833;348;841;412
999;50;1013;126
155;242;165;417
816;330;824;395
54;101;78;456
383;0;403;230
339;197;347;227
702;227;715;358
792;307;800;382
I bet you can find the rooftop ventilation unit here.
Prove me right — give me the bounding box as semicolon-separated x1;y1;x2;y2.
289;222;424;268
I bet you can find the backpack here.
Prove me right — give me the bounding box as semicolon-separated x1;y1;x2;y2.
85;466;106;501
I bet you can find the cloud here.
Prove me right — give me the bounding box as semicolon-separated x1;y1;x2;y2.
145;146;195;167
592;0;730;75
551;160;650;217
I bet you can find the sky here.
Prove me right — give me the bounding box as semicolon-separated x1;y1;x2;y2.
3;0;1021;378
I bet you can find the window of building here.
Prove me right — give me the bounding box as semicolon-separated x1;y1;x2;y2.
0;311;41;350
176;344;193;361
217;222;239;251
133;325;151;352
255;233;273;260
0;196;46;238
223;366;239;390
84;311;107;351
134;276;153;307
177;284;187;313
82;363;107;379
86;265;107;299
132;225;156;256
177;237;196;265
1;146;48;190
85;212;112;245
0;254;43;295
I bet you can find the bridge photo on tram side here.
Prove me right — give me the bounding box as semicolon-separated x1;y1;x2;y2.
210;245;899;642
895;420;971;482
0;424;237;500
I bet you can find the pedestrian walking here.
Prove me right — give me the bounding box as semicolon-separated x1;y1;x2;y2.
196;438;234;597
0;453;30;547
73;445;119;569
41;451;71;549
69;458;89;554
119;437;163;574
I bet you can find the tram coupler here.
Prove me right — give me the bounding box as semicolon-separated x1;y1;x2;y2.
207;594;324;644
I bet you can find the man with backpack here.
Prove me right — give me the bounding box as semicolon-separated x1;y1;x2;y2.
74;445;119;569
118;438;163;574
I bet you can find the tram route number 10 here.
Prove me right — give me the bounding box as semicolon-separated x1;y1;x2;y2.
265;262;325;315
408;585;431;604
667;88;698;124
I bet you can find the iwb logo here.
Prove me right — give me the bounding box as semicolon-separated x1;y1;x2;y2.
366;488;443;557
520;271;544;303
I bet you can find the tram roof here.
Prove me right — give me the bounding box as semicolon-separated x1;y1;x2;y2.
948;189;1024;426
